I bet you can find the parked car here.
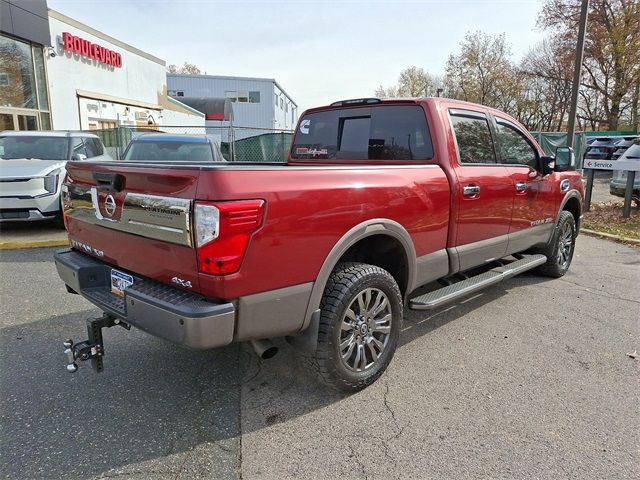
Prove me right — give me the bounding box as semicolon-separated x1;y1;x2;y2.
610;138;640;199
55;97;583;392
584;137;620;161
612;136;638;160
0;131;111;223
122;133;225;162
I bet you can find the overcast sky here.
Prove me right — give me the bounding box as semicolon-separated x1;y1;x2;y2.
47;0;547;111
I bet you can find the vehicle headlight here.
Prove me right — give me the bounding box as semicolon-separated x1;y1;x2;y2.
44;168;62;194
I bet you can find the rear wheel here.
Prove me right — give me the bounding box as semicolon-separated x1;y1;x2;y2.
535;211;576;278
307;262;403;393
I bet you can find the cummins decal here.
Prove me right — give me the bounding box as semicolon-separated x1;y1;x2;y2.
62;32;123;68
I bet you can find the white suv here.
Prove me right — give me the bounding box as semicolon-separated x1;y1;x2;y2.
0;131;112;223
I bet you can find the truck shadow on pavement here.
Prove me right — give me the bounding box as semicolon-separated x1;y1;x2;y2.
0;273;552;479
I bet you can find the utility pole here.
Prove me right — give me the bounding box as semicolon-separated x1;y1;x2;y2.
566;0;589;148
632;79;639;132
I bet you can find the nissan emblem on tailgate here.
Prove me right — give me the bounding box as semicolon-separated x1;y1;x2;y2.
104;195;116;217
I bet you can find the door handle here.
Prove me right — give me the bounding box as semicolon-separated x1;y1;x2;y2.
515;182;528;192
462;185;481;196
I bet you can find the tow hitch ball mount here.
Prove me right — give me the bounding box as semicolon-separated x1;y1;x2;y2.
63;313;129;373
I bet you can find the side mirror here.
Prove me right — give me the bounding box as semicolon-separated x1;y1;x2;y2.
540;156;554;175
554;146;575;172
73;153;87;161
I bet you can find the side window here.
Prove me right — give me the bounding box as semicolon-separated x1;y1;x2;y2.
83;138;103;158
495;121;538;168
71;138;87;159
449;113;496;164
93;138;104;156
249;91;260;103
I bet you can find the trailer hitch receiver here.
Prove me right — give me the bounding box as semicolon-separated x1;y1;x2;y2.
63;313;129;373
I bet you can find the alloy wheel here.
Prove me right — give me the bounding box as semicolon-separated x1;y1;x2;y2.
339;288;393;372
557;222;573;268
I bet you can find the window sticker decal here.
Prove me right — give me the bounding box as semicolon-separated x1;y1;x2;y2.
295;147;328;156
299;119;311;134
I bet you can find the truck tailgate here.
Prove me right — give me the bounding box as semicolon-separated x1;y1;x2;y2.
63;162;202;293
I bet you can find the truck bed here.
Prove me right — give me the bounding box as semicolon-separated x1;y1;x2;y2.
63;160;451;300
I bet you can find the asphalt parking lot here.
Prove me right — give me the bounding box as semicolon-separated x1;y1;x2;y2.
0;236;638;480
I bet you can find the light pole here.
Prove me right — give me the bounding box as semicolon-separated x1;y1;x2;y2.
566;0;590;149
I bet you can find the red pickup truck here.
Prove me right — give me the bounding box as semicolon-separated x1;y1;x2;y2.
55;97;584;392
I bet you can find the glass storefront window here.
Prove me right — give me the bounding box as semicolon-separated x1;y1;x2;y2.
0;34;52;130
33;47;49;110
40;112;51;130
0;35;37;109
17;115;38;130
0;113;13;130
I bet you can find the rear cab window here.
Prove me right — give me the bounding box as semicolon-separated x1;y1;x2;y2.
291;105;433;161
124;141;214;162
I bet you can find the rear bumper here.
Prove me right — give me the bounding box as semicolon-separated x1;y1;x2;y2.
54;249;235;349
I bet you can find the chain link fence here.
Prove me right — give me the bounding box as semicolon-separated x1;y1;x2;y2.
86;125;294;162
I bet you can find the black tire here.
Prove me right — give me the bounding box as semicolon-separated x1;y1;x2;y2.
307;262;403;393
534;211;576;278
53;211;65;229
51;197;65;229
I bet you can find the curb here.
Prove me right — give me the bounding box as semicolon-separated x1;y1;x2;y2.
0;238;69;250
581;228;640;245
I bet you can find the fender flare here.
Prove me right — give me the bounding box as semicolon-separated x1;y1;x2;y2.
556;189;583;226
298;218;417;332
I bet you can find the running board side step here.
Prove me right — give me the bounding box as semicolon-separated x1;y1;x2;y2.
409;254;547;310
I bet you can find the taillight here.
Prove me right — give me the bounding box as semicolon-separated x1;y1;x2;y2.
194;200;265;275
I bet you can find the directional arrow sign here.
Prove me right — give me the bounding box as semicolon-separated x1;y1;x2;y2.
584;159;640;171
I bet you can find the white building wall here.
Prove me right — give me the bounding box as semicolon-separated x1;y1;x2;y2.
167;74;297;130
161;97;205;131
46;11;202;130
273;84;297;131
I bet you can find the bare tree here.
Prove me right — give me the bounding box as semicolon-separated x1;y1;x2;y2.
539;0;640;130
167;62;202;75
375;66;442;98
519;38;574;131
374;85;399;98
444;31;520;112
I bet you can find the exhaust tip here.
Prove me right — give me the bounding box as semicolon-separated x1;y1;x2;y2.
260;345;278;360
249;339;278;360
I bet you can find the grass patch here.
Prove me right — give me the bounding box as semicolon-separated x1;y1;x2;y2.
583;201;640;240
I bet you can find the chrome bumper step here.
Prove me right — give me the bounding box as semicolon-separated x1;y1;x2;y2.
409;254;547;310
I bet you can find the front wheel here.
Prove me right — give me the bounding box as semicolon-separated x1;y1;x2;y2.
53;198;65;229
535;211;576;278
307;262;403;393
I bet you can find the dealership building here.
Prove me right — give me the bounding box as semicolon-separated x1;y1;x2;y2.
1;0;203;131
